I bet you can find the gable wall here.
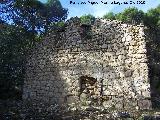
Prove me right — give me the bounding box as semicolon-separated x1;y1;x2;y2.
23;18;151;110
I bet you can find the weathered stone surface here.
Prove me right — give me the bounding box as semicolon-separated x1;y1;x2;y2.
23;17;151;110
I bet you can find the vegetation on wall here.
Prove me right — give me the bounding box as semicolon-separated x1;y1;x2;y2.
103;12;115;20
80;14;95;25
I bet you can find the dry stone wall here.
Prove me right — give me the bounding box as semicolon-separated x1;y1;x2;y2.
23;17;151;110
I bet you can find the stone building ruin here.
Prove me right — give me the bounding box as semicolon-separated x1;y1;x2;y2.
23;17;152;110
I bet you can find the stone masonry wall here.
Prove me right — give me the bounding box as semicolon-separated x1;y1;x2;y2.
23;17;151;110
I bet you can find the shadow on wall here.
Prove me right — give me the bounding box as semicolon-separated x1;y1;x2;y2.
51;19;152;109
23;41;69;105
24;18;152;110
146;28;160;109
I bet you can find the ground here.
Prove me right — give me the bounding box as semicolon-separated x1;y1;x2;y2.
0;100;160;120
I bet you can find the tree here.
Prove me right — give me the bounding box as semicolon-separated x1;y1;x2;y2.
0;0;68;34
13;0;46;34
115;7;144;24
103;12;115;20
0;23;34;99
0;0;68;99
80;14;95;24
144;5;160;28
44;0;68;31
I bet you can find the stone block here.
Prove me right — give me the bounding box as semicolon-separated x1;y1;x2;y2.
23;18;151;110
138;100;152;110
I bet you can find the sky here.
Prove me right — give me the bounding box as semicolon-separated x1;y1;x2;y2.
39;0;160;18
